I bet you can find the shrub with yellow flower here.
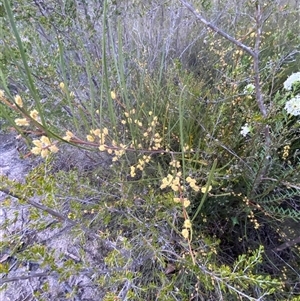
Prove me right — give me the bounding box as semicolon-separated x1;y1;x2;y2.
31;136;59;158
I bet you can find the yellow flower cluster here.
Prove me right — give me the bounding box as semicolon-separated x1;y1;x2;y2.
122;109;162;151
63;130;74;142
8;94;42;126
248;210;260;229
30;109;40;122
110;91;116;100
160;174;173;189
160;173;183;192
282;145;290;160
183;143;193;152
87;128;108;149
161;160;204;194
129;155;151;177
160;160;184;192
111;141;126;162
243;196;260;229
181;219;192;239
158;158;206;240
123;109;136;124
15;109;40;126
186;176;200;192
173;197;190;208
146;116;162;150
151;133;163;150
31;136;59;158
87;128;127;162
161;160;203;193
170;159;181;168
201;185;212;194
137;155;151;170
59;83;75;98
87;128;109;145
130;166;136;178
68;212;76;220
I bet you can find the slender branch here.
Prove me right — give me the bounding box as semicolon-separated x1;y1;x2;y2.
250;1;272;193
178;0;255;57
0;187;74;223
199;266;261;301
0;272;50;285
0;187;117;250
273;236;300;252
253;2;267;118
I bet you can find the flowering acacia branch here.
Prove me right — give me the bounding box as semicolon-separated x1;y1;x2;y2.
179;0;271;192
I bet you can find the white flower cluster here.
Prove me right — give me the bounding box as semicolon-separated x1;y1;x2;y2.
284;95;300;116
283;72;300;91
240;123;251;137
243;84;255;95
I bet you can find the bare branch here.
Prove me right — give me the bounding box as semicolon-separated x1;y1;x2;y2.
0;272;50;285
0;187;117;251
273;235;300;252
178;0;255;57
253;1;267;118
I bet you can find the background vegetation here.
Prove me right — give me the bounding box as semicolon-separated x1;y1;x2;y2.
0;0;300;300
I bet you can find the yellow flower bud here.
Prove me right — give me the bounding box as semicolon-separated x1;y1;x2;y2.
183;199;190;208
32;139;43;148
31;147;41;155
15;118;29;126
49;145;59;153
183;219;192;229
86;135;94;142
30;109;39;121
201;185;212;193
41;149;49;158
40;136;51;145
99;145;106;151
181;228;189;239
14;95;23;107
111;91;116;99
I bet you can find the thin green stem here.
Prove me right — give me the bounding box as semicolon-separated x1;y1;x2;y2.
179;86;186;179
3;0;45;127
192;158;217;221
